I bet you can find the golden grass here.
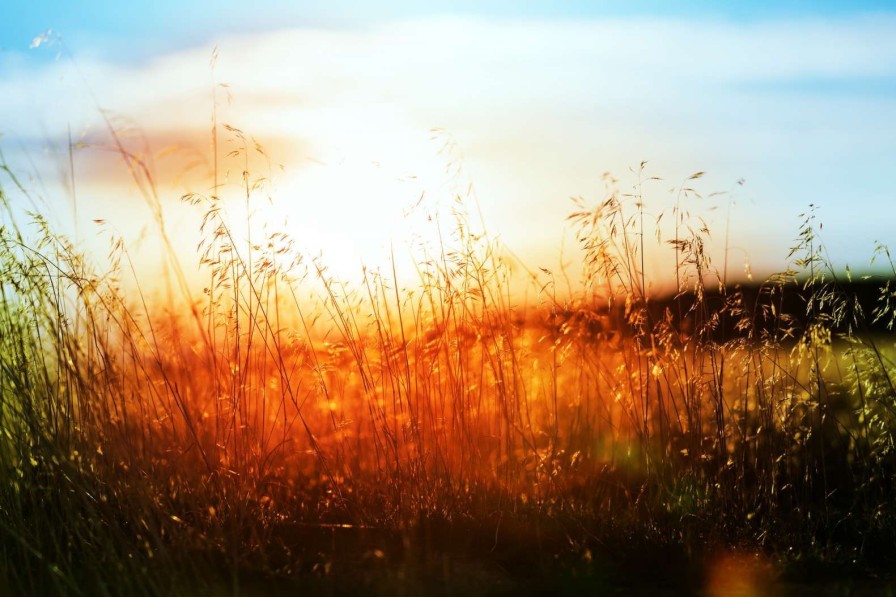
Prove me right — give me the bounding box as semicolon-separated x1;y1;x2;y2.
0;122;894;594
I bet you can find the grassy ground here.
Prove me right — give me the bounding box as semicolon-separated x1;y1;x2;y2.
1;144;895;595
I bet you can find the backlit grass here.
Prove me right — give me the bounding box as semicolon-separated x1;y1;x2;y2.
1;125;895;595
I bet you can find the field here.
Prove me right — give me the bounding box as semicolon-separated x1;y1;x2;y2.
1;138;895;595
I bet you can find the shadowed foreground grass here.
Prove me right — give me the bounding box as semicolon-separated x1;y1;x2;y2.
1;145;895;595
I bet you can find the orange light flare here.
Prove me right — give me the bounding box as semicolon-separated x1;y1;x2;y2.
704;549;776;597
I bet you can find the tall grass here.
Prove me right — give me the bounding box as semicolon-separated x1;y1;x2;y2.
1;123;894;594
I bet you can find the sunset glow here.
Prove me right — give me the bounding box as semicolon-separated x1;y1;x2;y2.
2;2;895;594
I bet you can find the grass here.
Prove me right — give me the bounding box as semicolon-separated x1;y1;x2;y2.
1;120;895;596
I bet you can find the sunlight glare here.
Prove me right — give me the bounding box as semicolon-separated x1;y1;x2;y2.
255;112;463;284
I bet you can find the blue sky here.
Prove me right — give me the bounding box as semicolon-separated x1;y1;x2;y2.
1;1;895;287
4;0;896;58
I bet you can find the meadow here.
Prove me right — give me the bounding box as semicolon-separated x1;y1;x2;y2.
1;124;895;595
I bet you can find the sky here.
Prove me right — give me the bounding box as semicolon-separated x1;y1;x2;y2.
1;1;895;293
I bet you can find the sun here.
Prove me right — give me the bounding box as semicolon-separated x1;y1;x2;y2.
252;120;464;286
